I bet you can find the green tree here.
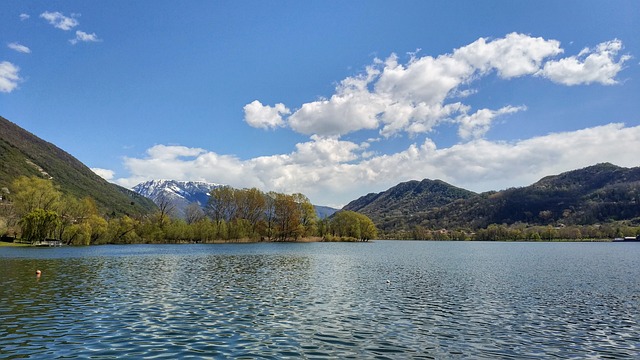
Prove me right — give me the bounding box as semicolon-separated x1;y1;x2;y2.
106;215;140;244
56;194;78;241
11;176;61;216
330;211;377;241
19;208;60;243
86;214;108;244
294;193;317;237
236;188;266;237
274;193;300;240
263;191;277;240
206;186;237;238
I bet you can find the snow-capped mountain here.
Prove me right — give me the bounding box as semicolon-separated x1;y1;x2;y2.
133;180;221;217
133;179;339;219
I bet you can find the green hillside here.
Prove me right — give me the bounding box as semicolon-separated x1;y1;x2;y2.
343;179;477;231
437;163;640;229
344;164;640;233
0;116;156;216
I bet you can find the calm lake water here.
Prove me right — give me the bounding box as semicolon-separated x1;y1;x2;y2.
1;241;639;359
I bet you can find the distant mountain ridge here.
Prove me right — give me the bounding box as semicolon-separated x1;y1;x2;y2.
453;163;640;228
0;116;156;215
133;180;221;218
133;180;339;219
343;179;477;231
344;163;640;233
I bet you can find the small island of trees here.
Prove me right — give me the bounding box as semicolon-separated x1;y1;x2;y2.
0;176;377;245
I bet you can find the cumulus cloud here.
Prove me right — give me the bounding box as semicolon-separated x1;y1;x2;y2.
245;33;628;141
91;168;115;181
70;30;101;45
457;105;526;140
109;33;634;207
40;11;79;31
243;100;290;129
0;61;22;93
114;124;640;207
453;33;563;78
288;65;385;136
537;39;631;85
8;42;31;54
146;144;207;160
291;135;363;164
117;145;247;189
19;14;30;21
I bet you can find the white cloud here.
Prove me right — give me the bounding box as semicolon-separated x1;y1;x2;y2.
70;30;101;45
19;14;30;21
40;11;79;31
91;168;115;181
113;124;640;208
116;145;247;189
250;33;626;141
0;61;21;93
457;105;526;140
453;33;563;78
108;33;635;207
288;65;385;136
8;42;31;54
374;52;470;106
146;144;207;160
243;100;290;129
537;39;631;85
291;135;363;164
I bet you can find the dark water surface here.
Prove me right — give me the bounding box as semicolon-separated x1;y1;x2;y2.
1;241;639;359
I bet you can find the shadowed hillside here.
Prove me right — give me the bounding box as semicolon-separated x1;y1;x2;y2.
344;164;640;233
343;179;477;231
0;116;156;216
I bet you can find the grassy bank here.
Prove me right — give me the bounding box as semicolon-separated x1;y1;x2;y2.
0;241;30;247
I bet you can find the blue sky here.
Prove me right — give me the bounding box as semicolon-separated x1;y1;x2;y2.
1;1;639;207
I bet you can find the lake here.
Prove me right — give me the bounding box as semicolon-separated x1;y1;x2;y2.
1;241;639;359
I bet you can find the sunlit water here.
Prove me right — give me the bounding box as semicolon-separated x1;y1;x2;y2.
1;241;639;359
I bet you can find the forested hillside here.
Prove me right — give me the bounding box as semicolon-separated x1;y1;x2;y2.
343;179;477;231
0;116;156;216
345;164;640;236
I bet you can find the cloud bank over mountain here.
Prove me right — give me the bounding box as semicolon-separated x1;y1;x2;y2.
105;33;634;207
112;123;640;208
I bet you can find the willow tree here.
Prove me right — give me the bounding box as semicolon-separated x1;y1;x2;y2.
19;208;60;243
330;211;377;241
11;176;61;217
10;176;62;242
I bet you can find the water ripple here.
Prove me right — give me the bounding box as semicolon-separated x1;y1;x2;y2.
1;242;640;358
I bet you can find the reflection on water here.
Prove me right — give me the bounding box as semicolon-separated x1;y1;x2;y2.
1;241;639;358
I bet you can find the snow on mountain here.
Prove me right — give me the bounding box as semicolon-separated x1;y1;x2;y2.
133;179;339;219
133;180;221;217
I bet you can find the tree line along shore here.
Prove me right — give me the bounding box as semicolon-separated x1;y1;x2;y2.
2;176;638;246
0;176;377;245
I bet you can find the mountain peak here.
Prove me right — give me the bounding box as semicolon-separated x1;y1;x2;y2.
342;178;476;227
133;179;339;219
133;179;223;218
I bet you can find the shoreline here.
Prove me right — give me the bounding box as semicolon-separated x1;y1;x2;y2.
2;238;627;247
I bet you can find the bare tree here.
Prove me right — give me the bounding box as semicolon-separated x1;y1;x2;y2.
155;192;176;229
185;202;205;225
